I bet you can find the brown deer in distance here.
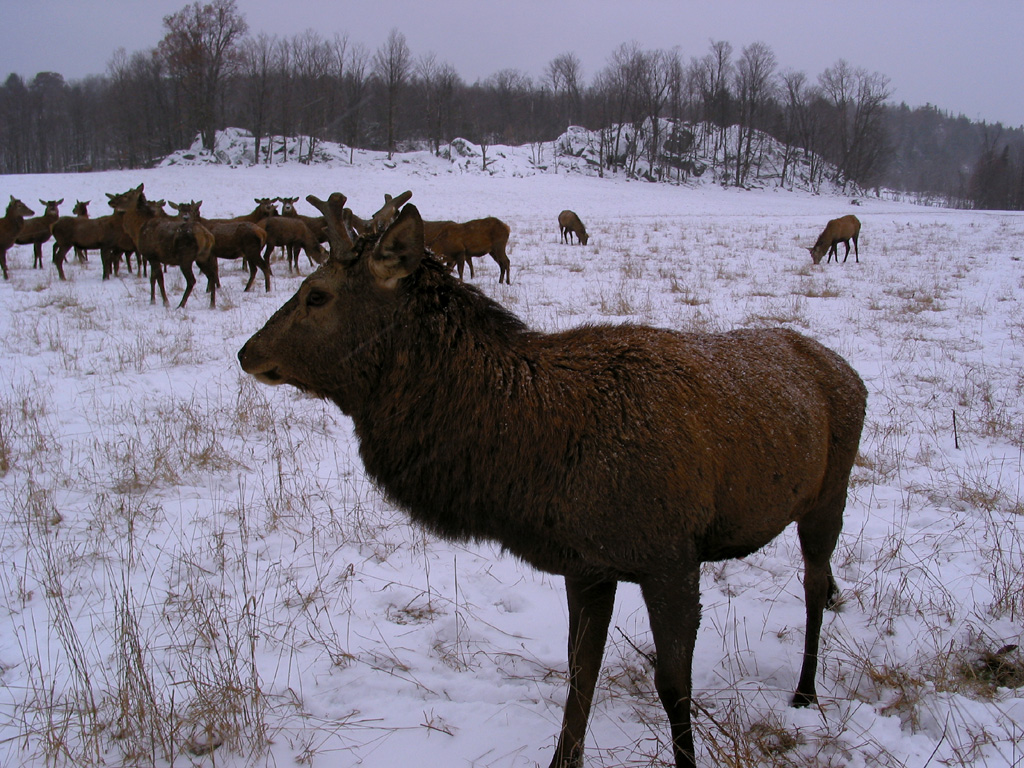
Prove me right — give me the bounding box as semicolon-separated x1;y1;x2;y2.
558;209;589;245
425;217;511;284
0;197;34;279
109;185;218;308
240;198;867;768
277;196;328;269
808;214;861;264
174;201;272;292
15;198;62;268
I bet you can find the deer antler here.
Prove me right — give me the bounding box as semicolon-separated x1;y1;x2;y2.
306;193;354;261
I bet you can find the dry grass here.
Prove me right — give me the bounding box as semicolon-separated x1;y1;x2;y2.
1;191;1022;767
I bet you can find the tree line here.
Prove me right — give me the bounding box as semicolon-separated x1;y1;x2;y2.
1;0;1022;209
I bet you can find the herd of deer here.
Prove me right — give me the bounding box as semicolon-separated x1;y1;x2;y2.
0;187;524;304
0;189;861;303
0;182;869;768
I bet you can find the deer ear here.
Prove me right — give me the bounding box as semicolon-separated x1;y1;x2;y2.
370;204;424;287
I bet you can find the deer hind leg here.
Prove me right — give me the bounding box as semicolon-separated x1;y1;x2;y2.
641;565;702;768
202;259;218;307
177;264;196;308
150;260;169;305
549;577;617;768
494;247;511;284
242;255;260;292
792;492;844;706
53;245;69;280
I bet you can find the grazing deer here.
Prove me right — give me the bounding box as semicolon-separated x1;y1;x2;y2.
0;197;34;280
808;215;861;264
558;209;589;245
240;198;867;768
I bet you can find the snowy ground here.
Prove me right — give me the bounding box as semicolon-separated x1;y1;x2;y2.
0;157;1023;767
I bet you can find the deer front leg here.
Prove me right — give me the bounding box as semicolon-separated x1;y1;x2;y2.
641;566;702;768
549;577;617;768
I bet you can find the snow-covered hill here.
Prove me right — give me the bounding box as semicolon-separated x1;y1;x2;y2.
161;121;853;197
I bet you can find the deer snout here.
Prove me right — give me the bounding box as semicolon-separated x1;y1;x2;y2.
238;341;286;384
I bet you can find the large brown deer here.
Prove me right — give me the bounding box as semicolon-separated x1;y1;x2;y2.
426;216;511;283
0;197;34;280
557;209;589;245
808;214;861;264
239;200;867;768
15;198;62;268
109;185;217;308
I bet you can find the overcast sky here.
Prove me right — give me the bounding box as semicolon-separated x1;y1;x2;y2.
3;0;1022;128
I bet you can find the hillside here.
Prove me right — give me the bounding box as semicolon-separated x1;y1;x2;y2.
160;121;854;198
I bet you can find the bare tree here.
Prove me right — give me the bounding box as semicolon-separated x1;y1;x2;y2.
272;36;293;160
636;48;677;176
690;40;733;172
158;0;248;151
820;59;892;188
416;53;461;155
106;48;180;167
733;41;777;186
485;68;532;145
325;33;348;143
291;29;332;162
546;51;584;127
596;42;646;174
343;42;371;160
240;33;276;164
373;28;412;159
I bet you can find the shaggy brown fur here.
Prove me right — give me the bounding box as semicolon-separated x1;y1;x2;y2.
239;203;867;768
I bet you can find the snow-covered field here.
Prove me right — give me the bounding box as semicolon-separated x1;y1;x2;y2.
1;155;1023;767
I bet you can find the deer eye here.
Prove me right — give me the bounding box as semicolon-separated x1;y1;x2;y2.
306;289;329;307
